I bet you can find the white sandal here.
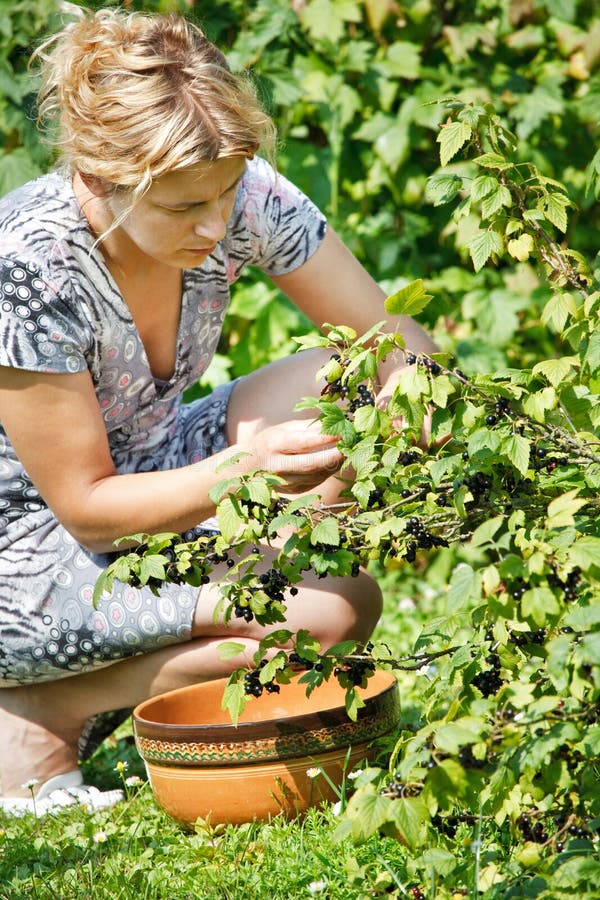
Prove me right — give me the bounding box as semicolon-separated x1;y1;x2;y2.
0;769;124;816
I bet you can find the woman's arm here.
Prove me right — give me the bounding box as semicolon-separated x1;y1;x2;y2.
0;366;342;552
271;226;438;373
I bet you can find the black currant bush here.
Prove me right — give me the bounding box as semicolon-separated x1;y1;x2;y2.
94;101;600;894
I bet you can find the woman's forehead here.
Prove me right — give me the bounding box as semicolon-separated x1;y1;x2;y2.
148;157;246;203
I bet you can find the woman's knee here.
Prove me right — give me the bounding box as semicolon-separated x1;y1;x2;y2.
302;570;382;649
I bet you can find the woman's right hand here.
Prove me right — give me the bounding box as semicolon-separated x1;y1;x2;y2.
245;419;343;492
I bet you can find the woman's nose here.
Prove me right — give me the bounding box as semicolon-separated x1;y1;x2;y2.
193;205;227;243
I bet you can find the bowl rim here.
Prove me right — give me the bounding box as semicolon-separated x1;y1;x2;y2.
133;669;398;738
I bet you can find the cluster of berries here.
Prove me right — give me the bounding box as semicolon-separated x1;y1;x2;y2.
288;651;323;671
517;814;549;844
348;384;376;412
457;745;487;770
431;814;461;838
548;566;581;601
404;516;449;562
405;352;442;376
400;449;420;466
510;628;546;647
461;470;493;502
234;567;297;622
472;652;503;697
530;445;570;473
333;656;376;686
243;660;281;697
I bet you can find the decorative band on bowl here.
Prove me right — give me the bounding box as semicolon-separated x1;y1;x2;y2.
134;688;399;767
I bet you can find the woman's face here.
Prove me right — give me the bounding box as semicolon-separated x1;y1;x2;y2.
107;156;247;269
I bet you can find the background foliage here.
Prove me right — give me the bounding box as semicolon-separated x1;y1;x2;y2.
1;1;599;898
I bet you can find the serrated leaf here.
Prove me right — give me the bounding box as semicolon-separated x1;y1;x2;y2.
384;279;433;316
522;387;557;422
541;192;570;232
217;496;244;542
437;121;472;166
424;173;462;206
246;477;272;506
217;641;246;660
389;795;429;849
139;555;166;584
468;230;504;272
532;357;575;386
473;152;511;169
480;184;512;219
521;587;560;626
345;785;391;841
470;174;498;201
353;404;390;435
568;536;600;570
541;292;577;331
507;233;534;262
446;564;481;611
501;433;531;475
434;719;487;754
221;676;247;726
546;489;587;529
310;517;340;547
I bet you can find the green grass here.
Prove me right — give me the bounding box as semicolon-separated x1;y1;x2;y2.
2;562;597;899
0;568;435;900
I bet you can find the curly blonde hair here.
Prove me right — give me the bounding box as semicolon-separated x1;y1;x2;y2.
32;7;276;203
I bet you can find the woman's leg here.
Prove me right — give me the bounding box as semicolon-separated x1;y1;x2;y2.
1;349;383;797
0;546;381;797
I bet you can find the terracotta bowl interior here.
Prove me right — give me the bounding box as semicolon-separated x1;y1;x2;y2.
134;669;397;738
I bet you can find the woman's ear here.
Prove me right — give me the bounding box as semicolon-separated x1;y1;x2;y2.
78;171;111;198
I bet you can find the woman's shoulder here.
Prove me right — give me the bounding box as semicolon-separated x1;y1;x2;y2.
0;171;82;261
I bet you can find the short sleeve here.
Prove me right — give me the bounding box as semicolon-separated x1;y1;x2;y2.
224;156;327;280
0;258;89;374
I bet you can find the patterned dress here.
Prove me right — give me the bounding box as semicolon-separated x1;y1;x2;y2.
0;156;326;691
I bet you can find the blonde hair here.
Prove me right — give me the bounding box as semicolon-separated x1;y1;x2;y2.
32;7;276;204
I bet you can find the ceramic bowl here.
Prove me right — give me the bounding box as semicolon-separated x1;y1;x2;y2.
133;669;399;828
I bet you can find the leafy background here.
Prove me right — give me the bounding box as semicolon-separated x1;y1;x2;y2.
1;1;599;898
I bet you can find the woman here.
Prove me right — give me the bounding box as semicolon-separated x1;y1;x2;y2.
0;8;436;812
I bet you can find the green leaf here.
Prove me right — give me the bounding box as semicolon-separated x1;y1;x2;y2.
541;292;577;332
470;174;498;201
480;184;512;219
541;191;570;232
567;536;600;570
245;477;272;507
217;496;244;542
521;587;560;626
424;173;462;206
522;387;557;422
139;555;166;584
473;152;511;169
389;795;429;849
384;279;433;317
501;433;531;475
446;564;481;611
468;230;504;272
532;357;576;386
221;675;247;725
217;641;246;660
300;0;361;43
345;784;391;841
353;404;389;435
546;489;587;529
310;517;340;547
436;121;472;166
434;718;487;754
